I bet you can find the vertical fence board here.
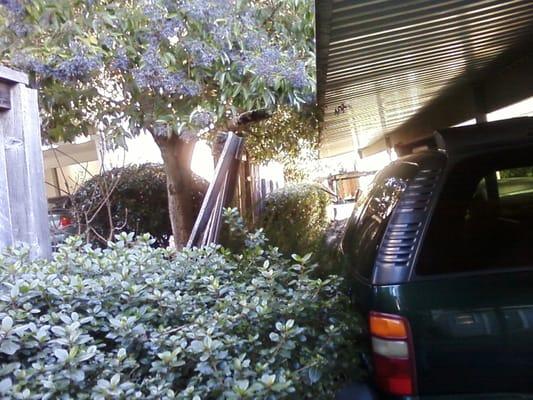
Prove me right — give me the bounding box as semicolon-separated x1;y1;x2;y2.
252;165;262;220
236;164;244;212
21;87;51;258
2;84;31;244
0;114;13;248
242;157;254;222
0;70;51;258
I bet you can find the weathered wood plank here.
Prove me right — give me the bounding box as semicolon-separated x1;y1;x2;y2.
21;86;51;258
221;143;243;211
207;174;228;245
251;164;262;221
2;84;31;245
0;66;29;85
0;109;14;248
0;82;12;110
0;74;51;258
187;133;242;247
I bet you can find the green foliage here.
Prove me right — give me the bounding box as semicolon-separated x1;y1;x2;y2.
245;106;318;166
260;184;331;256
313;220;348;278
0;230;363;399
0;0;315;145
219;208;249;254
281;144;321;183
1;1;318;244
71;164;207;246
499;167;533;178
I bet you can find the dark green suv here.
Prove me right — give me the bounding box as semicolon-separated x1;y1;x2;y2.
340;118;533;399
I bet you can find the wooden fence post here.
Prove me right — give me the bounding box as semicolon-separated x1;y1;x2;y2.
0;67;51;258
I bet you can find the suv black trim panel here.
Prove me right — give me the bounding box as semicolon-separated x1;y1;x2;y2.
373;164;443;285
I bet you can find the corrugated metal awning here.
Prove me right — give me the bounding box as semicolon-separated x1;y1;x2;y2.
317;0;533;158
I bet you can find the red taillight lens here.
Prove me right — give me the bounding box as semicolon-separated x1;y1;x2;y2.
59;215;72;228
373;353;414;395
370;312;416;396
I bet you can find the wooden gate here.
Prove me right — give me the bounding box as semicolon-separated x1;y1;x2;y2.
0;66;51;258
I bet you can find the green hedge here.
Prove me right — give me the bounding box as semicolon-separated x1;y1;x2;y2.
313;219;348;277
260;184;331;257
0;229;363;399
71;164;207;246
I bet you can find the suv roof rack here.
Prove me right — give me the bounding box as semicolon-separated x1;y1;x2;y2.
395;117;533;157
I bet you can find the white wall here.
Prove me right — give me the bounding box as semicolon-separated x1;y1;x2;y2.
103;132;162;169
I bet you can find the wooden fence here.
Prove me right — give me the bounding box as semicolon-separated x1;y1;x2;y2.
0;66;51;258
188;135;285;247
233;158;280;225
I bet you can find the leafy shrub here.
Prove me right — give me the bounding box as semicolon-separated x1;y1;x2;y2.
219;208;249;254
313;219;348;277
0;229;363;398
260;184;331;256
71;164;207;246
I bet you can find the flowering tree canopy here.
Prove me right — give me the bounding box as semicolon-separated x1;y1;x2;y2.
0;0;316;246
0;0;315;145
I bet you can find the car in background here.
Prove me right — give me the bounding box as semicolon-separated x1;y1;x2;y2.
48;197;80;248
339;118;533;399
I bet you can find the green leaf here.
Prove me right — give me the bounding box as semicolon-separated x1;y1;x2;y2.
110;373;120;386
269;332;280;342
54;348;69;362
260;374;276;387
308;367;321;384
1;317;13;332
0;341;19;356
233;379;249;394
0;378;11;394
190;340;203;353
302;253;313;264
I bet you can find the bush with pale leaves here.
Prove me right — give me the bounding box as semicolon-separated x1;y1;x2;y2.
0;226;362;399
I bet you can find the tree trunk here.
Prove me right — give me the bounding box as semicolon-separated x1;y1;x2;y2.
155;134;196;249
152;109;271;249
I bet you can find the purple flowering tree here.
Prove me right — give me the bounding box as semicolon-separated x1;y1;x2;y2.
0;0;315;247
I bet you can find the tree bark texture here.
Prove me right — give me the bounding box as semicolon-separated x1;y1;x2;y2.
155;134;197;249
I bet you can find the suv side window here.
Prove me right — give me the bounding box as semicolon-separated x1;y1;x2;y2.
417;159;533;275
342;164;414;280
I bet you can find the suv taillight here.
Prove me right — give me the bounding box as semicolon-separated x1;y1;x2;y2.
370;312;416;396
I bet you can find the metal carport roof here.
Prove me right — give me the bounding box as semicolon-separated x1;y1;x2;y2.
316;0;533;158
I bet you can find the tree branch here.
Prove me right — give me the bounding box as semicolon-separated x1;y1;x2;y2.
229;109;272;131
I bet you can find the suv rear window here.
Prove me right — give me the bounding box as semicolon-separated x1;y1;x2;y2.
417;154;533;275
